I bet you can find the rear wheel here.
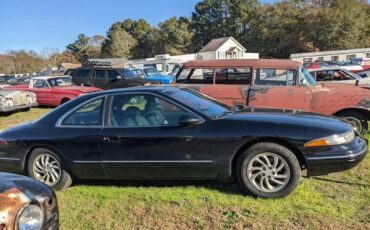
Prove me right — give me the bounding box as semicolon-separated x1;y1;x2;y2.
60;98;70;105
237;142;301;198
337;110;368;135
27;148;72;191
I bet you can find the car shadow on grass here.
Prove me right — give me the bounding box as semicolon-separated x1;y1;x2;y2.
311;177;370;187
73;179;245;195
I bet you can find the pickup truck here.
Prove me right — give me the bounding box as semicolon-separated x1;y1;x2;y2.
6;75;101;107
131;67;174;84
175;59;370;135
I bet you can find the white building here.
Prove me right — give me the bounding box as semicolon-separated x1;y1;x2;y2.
197;37;258;60
290;48;370;64
86;37;259;75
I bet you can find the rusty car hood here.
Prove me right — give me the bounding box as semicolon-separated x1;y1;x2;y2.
0;173;58;230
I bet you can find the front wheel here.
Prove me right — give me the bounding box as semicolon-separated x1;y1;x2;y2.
27;148;73;191
337;110;368;135
237;142;301;198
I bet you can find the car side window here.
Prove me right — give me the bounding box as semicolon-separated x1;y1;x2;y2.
61;98;104;126
110;94;196;127
107;70;119;79
75;69;91;78
133;70;145;79
254;68;296;86
176;69;214;84
93;70;106;79
215;68;251;85
119;69;137;78
34;80;48;88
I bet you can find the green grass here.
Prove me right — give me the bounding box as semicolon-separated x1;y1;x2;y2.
1;108;369;229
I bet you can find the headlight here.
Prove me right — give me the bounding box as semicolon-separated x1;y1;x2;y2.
5;99;14;107
17;204;44;230
304;130;355;148
144;82;151;86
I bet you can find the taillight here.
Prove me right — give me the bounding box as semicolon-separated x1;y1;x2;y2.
0;138;7;145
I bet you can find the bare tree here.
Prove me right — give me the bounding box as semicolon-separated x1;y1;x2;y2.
41;47;60;67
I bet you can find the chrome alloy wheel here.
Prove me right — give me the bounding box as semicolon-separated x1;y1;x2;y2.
247;152;290;193
33;154;61;186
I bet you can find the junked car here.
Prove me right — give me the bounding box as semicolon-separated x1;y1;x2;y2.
308;67;370;85
67;66;158;90
0;86;367;198
0;89;37;113
0;172;59;230
131;67;174;84
175;59;370;135
6;75;101;107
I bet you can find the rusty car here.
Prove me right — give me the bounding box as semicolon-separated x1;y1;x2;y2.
0;89;38;113
0;172;59;230
175;59;370;135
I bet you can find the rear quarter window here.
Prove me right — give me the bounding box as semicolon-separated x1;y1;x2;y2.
75;69;91;78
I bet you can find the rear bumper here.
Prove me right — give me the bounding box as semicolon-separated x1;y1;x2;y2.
305;137;368;176
0;102;38;112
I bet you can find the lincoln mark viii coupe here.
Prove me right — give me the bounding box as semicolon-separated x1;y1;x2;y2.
6;76;101;107
0;172;59;230
0;87;367;198
175;59;370;135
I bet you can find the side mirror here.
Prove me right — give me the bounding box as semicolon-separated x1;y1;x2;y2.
179;116;203;126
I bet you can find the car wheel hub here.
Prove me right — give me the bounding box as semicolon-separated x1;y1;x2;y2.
33;154;61;186
246;152;290;193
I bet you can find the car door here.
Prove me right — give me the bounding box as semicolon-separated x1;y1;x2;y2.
99;92;219;179
91;69;107;89
32;79;52;105
248;68;311;111
55;97;106;179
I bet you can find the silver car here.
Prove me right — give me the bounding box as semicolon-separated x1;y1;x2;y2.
0;89;38;112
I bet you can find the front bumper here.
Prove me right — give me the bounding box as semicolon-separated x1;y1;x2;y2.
0;102;38;112
305;136;368;176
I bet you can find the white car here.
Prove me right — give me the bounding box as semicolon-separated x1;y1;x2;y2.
0;89;38;112
308;67;370;86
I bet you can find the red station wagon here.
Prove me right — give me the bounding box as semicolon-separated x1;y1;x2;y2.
175;59;370;134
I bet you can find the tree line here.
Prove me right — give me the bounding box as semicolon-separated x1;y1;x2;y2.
1;0;369;74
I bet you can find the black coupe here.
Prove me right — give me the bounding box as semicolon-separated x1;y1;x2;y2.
0;86;367;198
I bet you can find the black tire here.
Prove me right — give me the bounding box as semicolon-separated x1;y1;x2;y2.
60;98;70;105
27;148;73;191
336;110;368;135
237;142;301;198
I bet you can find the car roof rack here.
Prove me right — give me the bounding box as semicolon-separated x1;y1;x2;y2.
83;58;127;68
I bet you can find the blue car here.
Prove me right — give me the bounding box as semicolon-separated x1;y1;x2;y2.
131;67;174;84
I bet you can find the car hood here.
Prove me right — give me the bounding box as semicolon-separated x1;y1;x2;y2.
319;78;370;85
0;172;52;195
148;75;173;82
227;108;352;136
52;86;101;93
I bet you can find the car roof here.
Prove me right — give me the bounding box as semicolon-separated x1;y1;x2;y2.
31;75;71;80
182;59;302;69
84;86;184;98
308;66;346;72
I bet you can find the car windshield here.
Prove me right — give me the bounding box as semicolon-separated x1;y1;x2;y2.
299;67;317;86
143;68;160;76
47;77;73;87
163;88;233;119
